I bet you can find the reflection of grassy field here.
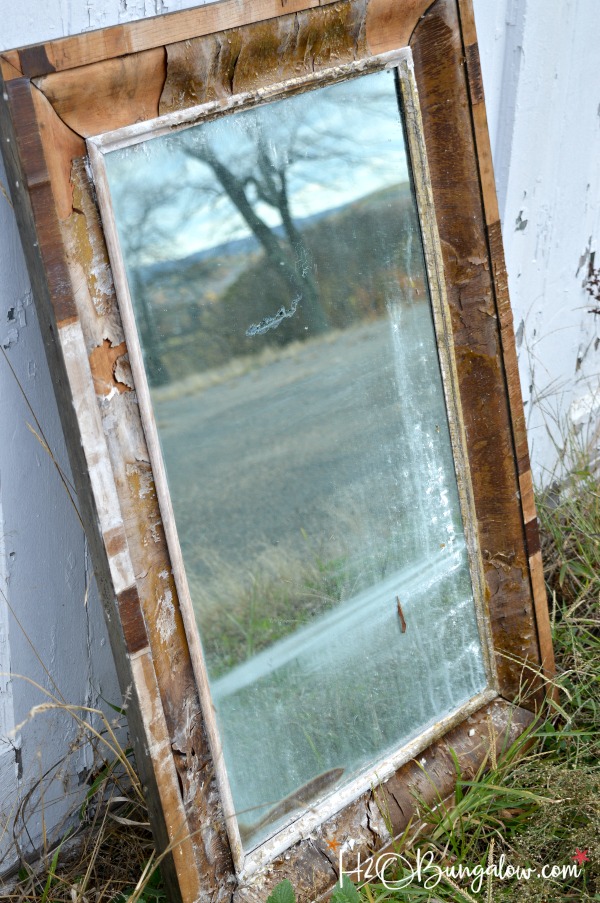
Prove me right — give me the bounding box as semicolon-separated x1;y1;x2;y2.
152;327;343;406
192;521;395;678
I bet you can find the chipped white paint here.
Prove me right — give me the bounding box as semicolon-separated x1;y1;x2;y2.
0;148;122;874
59;319;137;593
157;588;176;642
474;0;600;480
1;0;599;879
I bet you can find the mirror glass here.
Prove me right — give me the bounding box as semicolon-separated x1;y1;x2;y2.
104;68;487;850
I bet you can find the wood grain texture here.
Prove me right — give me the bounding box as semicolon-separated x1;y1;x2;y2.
3;79;79;321
464;2;553;681
529;550;555;681
365;0;434;52
2;0;554;895
30;85;86;221
117;584;150;655
410;0;543;702
0;78;186;903
13;0;340;77
1;51;23;80
161;0;370;112
34;48;166;138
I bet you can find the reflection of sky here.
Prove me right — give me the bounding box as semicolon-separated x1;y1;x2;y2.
105;69;410;263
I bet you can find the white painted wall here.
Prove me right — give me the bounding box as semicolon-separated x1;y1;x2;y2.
474;0;600;480
0;153;122;874
0;0;599;876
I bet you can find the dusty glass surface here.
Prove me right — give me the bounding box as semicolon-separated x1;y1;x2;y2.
104;69;487;850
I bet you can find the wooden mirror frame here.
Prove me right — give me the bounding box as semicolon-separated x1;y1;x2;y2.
1;1;554;900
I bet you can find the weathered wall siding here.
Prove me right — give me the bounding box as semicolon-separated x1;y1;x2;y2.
474;0;600;479
0;153;122;872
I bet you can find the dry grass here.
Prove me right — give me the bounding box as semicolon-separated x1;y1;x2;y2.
3;459;599;902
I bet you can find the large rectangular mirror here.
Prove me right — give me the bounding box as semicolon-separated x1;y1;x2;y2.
92;56;490;862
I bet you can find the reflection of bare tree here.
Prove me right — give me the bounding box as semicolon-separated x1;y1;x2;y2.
182;135;328;334
119;183;177;385
109;75;419;384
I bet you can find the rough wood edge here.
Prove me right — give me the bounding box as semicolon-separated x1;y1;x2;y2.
397;53;497;691
455;0;555;686
236;696;534;901
0;73;188;903
9;0;339;78
1;51;22;79
33;47;166;138
410;0;544;705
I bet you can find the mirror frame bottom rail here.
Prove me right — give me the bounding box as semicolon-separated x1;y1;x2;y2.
0;0;554;899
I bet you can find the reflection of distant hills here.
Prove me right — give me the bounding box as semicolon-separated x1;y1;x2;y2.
134;180;423;387
138;182;410;284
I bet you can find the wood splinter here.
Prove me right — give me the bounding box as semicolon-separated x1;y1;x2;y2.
396;595;407;633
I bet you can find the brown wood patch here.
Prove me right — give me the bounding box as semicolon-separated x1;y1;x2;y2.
410;0;542;701
34;48;166;138
365;0;434;53
10;0;340;77
117;584;149;654
19;42;56;77
524;517;541;558
464;41;483;103
4;78;78;322
161;0;370;113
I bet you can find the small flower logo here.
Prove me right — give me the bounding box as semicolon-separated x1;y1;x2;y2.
572;849;589;866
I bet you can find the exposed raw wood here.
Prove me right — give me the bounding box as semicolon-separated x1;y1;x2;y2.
529;550;556;682
3;78;79;322
29;85;86;221
13;0;340;77
89;339;130;397
131;652;204;903
0;51;22;80
0;71;185;903
410;0;543;702
34;49;166;138
161;1;370;113
61;160;233;896
365;0;434;53
234;698;534;901
519;467;537;525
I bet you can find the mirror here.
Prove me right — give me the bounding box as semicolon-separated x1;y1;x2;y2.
103;67;487;850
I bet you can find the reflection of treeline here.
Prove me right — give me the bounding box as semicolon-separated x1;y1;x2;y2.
135;184;425;386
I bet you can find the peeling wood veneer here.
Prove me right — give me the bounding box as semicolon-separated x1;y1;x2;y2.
234;699;533;902
161;1;371;113
89;339;131;397
34;48;167;138
457;0;553;686
10;0;343;78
